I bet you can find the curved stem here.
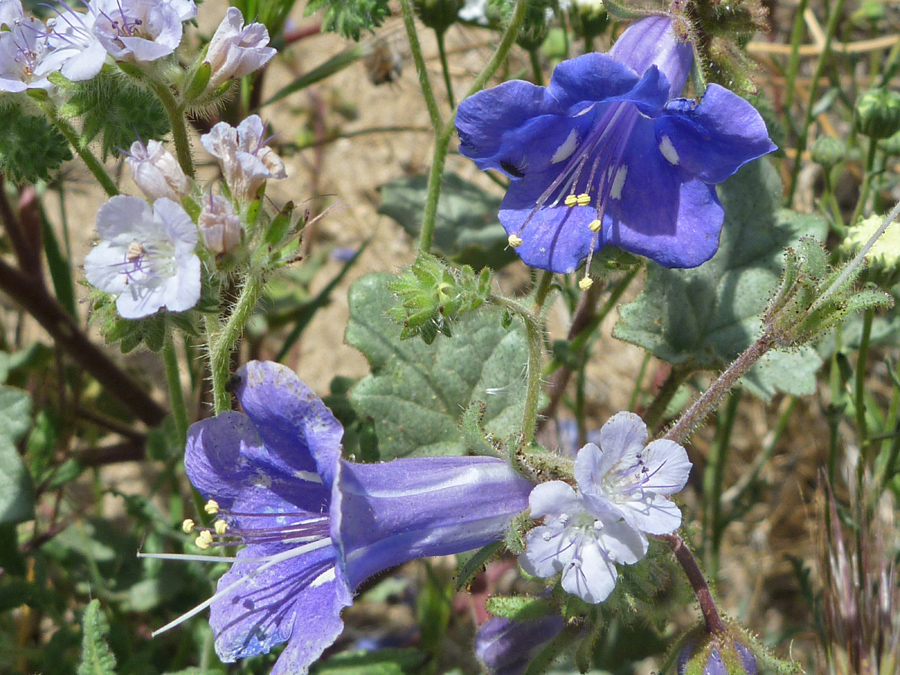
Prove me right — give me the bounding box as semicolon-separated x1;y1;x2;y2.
849;139;879;227
436;30;456;109
42;104;118;197
644;364;693;432
399;0;443;132
163;330;189;444
854;307;874;450
659;533;725;634
149;79;194;177
207;274;265;414
663;334;776;445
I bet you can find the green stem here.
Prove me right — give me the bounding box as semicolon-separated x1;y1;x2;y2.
42;104;118;197
489;294;544;448
416;0;530;254
399;0;443;132
786;0;847;205
532;270;554;312
644;365;693;431
208;274;265;414
781;0;809;137
854;307;874;450
163;331;189;444
703;390;741;581
850;139;879;227
628;352;652;412
149;79;194;177
663;334;777;445
528;49;544;86
435;30;456;109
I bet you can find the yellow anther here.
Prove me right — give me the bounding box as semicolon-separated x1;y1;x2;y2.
576;193;591;207
508;234;524;248
195;530;213;550
589;219;602;233
564;194;578;207
181;518;195;534
214;520;229;535
578;277;594;291
204;499;219;515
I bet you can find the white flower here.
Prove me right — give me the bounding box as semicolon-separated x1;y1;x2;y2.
200;115;286;202
91;0;197;63
578;412;692;538
519;412;691;604
198;192;242;255
206;7;276;89
126;139;191;202
0;17;57;92
84;196;201;318
45;3;107;81
0;0;24;29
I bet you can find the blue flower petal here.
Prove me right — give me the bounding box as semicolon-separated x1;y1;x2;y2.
234;361;344;487
657;84;778;184
609;15;693;97
499;176;596;273
209;541;350;670
456;80;561;170
546;52;641;110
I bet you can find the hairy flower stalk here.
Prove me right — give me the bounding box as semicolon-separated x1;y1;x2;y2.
144;361;533;674
455;16;775;281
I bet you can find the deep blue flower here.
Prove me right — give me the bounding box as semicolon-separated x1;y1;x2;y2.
455;16;776;275
154;361;533;675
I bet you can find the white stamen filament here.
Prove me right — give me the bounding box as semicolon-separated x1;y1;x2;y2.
149;537;334;637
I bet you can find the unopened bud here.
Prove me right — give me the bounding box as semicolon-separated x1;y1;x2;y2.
199;193;242;255
413;0;462;34
206;8;276;90
127;140;191;202
810;136;845;167
676;628;758;675
856;88;900;139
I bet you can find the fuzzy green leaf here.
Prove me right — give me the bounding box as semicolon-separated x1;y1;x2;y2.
77;600;117;675
304;0;392;40
0;386;34;525
346;274;530;459
0;104;72;183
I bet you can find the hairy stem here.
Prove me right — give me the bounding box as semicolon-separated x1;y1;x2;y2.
399;0;443;132
42;105;118;197
163;330;189;444
659;533;725;634
149;79;195;177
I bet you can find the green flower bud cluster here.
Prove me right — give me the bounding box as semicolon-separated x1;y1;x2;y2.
856;88;900;140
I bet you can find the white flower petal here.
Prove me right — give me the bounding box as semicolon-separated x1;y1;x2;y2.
620;494;682;535
641;439;691;494
598;411;648;473
96;196;153;241
561;541;617;604
84;241;127;293
528;481;578;519
520;525;577;578
595;515;647;564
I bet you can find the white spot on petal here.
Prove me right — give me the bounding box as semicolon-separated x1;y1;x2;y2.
610;166;627;200
294;470;324;484
551;129;579;164
659;135;680;165
311;567;336;588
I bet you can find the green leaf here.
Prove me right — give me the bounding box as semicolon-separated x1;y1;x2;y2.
485;595;553;621
743;344;823;401
0;386;34;524
0;104;72;183
311;648;428;674
378;173;518;270
456;541;504;591
346;274;529;459
613;160;827;395
304;0;392;40
77;600;117;675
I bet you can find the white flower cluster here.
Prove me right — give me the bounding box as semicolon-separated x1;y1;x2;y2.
521;412;691;603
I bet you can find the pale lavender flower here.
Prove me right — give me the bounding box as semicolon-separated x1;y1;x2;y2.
201;115;286;202
0;16;57;91
126;139;191;202
84;195;201;318
147;361;533;675
520;412;690;604
0;0;24;29
91;0;196;63
205;7;276;89
198;191;242;255
576;411;692;541
45;1;107;81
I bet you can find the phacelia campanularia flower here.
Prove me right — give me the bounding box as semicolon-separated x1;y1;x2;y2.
155;361;533;675
520;412;690;604
455;16;776;276
83;195;201;318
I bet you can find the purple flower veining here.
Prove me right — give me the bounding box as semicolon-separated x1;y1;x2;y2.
159;361;533;674
455;15;776;275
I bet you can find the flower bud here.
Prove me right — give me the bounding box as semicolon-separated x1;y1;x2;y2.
413;0;463;34
856;88;900;139
676;628;757;675
475;615;564;675
127;140;191;202
810;136;845;167
206;8;276;90
569;0;610;41
199;193;242;255
880;129;900;156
